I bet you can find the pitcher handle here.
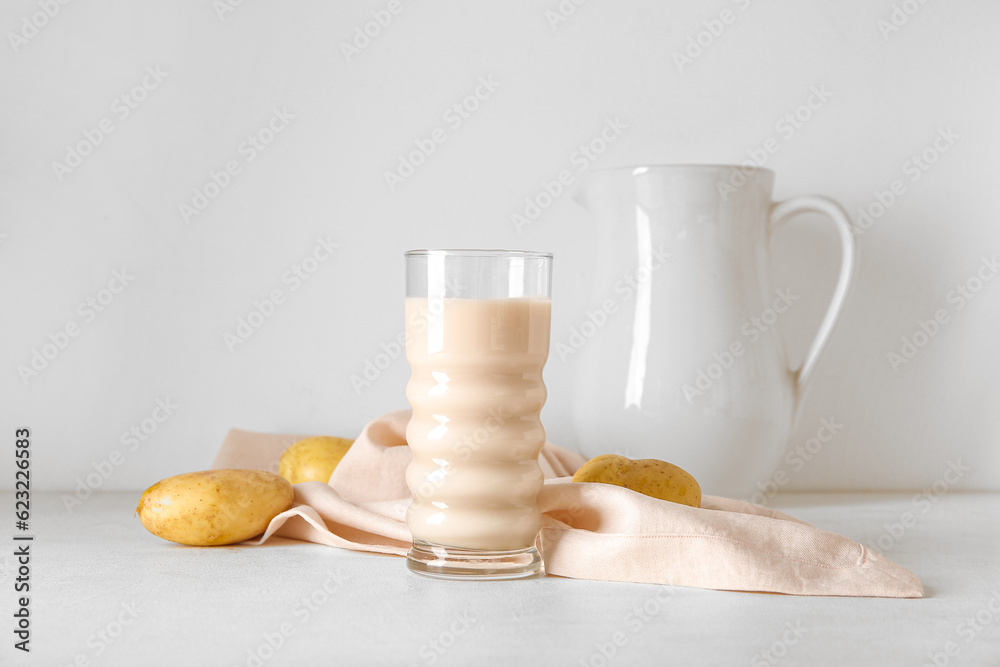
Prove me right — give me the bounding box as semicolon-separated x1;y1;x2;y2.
768;195;856;398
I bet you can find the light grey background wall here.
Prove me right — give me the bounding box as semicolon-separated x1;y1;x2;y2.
2;0;998;494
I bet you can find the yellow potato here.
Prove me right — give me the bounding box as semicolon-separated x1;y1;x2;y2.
135;469;293;546
278;436;353;485
571;454;702;508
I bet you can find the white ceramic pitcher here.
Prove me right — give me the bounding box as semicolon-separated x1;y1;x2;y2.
571;165;855;498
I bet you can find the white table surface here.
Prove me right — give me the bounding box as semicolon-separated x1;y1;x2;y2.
3;491;999;666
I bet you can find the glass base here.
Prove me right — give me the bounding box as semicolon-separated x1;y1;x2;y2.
406;540;543;580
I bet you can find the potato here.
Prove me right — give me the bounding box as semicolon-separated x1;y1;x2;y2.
571;454;701;508
278;436;353;485
135;469;293;546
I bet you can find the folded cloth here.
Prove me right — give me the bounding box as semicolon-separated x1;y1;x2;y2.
211;410;922;598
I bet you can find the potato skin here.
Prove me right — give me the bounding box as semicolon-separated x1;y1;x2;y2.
571;454;702;508
135;469;293;546
278;436;353;485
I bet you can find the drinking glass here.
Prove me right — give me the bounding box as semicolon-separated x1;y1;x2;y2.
404;249;552;579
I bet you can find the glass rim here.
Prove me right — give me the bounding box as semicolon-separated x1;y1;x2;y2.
405;248;553;259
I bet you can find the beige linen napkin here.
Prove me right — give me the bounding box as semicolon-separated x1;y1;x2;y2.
211;410;922;598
